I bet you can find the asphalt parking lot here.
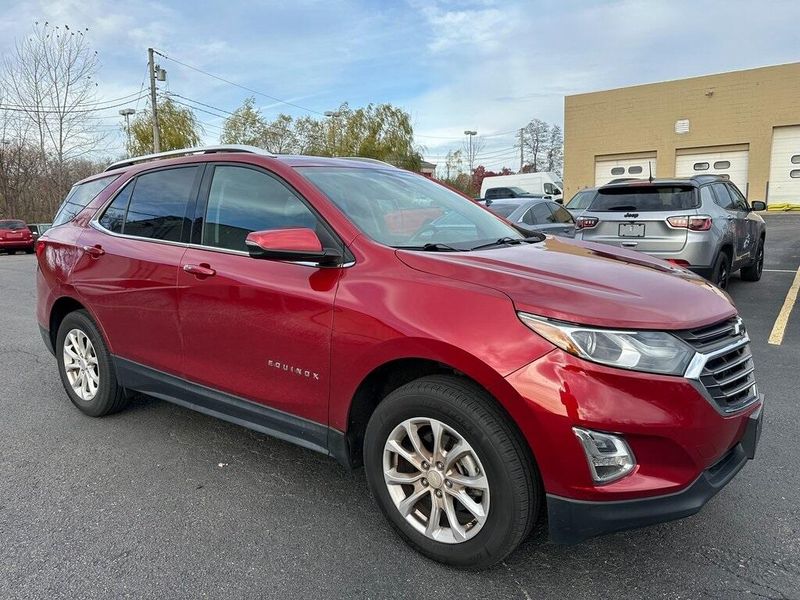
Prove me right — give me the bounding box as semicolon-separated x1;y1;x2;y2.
0;214;798;600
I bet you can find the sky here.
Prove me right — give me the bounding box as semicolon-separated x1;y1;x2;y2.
1;0;799;171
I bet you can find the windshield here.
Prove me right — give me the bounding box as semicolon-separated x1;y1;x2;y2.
590;186;699;212
0;220;25;230
298;167;522;249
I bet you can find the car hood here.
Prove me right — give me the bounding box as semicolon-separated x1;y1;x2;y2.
396;236;736;330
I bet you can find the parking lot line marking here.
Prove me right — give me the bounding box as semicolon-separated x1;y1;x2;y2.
764;269;798;273
768;267;800;345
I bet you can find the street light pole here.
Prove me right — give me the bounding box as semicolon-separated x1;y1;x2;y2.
119;108;135;157
325;110;341;156
464;130;477;174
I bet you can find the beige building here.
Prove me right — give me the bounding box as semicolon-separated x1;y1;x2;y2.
563;62;800;210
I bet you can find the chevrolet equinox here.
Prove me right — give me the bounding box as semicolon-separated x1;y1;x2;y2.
36;145;763;569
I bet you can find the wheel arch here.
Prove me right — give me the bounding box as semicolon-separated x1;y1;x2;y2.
48;296;112;354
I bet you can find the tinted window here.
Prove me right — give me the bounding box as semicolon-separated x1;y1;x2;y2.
203;165;319;252
52;175;119;227
549;204;574;224
299;167;520;250
713;160;730;169
727;184;749;211
711;183;735;209
566;190;595;210
489;203;519;218
591;186;699;211
99;182;134;234
123;167;199;241
0;220;26;230
610;167;625;176
627;166;643;175
530;203;554;224
486;188;510;199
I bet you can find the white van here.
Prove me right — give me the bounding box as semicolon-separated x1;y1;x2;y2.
480;172;563;202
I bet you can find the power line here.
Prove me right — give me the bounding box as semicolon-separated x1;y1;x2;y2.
153;49;327;116
0;90;148;112
0;94;149;115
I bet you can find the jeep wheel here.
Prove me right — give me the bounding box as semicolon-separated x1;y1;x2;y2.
740;239;764;282
56;310;129;417
712;251;731;289
364;375;540;569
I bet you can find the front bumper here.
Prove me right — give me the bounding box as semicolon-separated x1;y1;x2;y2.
547;405;762;543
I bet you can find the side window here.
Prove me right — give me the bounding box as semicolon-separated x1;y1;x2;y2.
727;184;749;211
711;183;735;210
530;203;554;224
521;209;535;225
548;204;574;224
52;175;119;227
543;183;555;194
202;165;321;252
124;166;200;242
98;182;134;233
700;186;716;208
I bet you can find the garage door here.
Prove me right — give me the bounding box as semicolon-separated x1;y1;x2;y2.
768;125;800;210
595;156;656;186
675;149;749;194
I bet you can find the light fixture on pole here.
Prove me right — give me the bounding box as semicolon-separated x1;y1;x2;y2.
325;110;342;156
464;130;478;174
119;108;135;157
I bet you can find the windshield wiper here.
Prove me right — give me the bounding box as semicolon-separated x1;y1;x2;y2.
470;236;542;251
396;242;466;252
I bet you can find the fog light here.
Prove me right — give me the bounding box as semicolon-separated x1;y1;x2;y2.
573;428;636;484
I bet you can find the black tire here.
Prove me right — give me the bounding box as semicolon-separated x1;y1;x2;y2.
364;374;540;569
740;239;764;282
25;248;34;254
712;250;731;289
55;310;129;417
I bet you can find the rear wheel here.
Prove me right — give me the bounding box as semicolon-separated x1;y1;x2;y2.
740;239;764;282
712;251;731;289
56;310;129;417
364;375;540;569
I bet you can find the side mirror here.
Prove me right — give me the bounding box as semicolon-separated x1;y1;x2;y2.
245;228;342;266
750;200;766;212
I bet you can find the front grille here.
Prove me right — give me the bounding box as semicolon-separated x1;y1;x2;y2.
676;317;758;412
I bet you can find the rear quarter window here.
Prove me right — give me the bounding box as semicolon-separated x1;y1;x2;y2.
52;175;120;227
590;186;699;211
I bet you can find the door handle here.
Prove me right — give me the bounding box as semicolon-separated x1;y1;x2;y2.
82;244;105;258
183;263;216;278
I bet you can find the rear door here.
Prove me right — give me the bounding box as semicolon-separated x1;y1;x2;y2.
710;182;748;267
579;185;697;253
75;165;202;375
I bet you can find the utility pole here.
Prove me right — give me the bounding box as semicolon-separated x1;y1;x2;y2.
148;47;161;153
519;128;524;172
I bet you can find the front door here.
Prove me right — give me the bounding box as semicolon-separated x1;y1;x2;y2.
177;163;343;425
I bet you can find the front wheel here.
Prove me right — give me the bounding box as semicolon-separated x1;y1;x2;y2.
740;239;764;281
364;375;540;569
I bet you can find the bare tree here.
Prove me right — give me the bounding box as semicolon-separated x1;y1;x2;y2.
462;135;485;176
545;124;563;173
1;22;103;184
521;119;550;172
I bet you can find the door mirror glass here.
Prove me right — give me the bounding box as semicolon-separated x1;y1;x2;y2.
245;228;341;265
750;200;767;212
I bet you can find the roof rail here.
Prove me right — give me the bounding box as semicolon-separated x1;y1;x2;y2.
104;145;275;172
338;156;398;168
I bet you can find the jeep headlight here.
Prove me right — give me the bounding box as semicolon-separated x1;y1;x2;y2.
518;313;693;376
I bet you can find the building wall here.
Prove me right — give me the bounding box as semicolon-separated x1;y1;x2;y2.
563;62;800;203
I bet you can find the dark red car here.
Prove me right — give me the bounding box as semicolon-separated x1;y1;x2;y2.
0;219;35;254
36;146;763;568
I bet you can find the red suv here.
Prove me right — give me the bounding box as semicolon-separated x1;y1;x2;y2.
36;146;763;568
0;219;35;254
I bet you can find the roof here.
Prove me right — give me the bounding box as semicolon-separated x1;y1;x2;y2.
598;175;727;190
104;145;400;173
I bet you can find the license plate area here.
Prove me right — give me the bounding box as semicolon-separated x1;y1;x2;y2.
619;223;645;237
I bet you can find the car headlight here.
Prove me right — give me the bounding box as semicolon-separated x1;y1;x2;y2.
518;312;694;376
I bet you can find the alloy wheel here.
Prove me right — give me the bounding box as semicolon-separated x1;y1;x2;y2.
63;328;100;401
382;417;490;544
